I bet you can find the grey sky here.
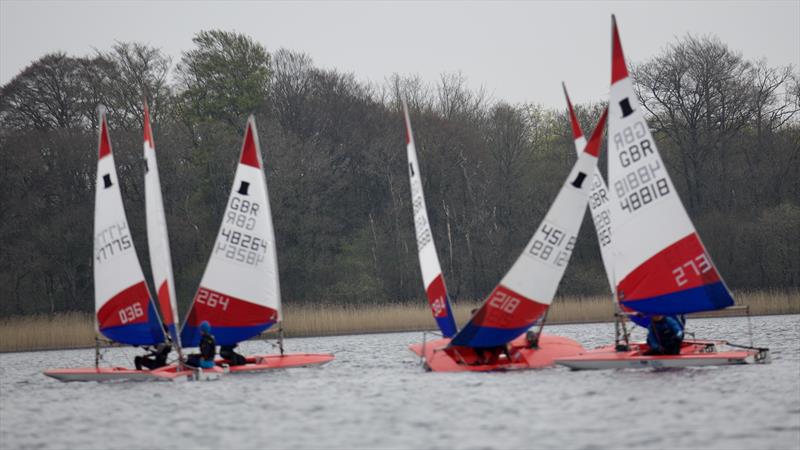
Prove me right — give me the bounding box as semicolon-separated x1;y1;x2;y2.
1;0;798;109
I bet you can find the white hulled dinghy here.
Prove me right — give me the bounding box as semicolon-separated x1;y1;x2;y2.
179;116;333;373
406;101;609;371
44;110;199;382
555;16;769;370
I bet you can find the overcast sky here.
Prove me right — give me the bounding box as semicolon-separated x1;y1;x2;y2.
1;1;798;109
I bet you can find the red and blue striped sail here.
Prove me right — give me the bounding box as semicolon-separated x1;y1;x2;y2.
451;108;608;347
94;111;165;345
607;16;733;318
181;116;281;346
403;101;458;337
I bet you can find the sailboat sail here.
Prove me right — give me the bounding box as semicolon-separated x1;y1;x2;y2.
94;110;165;345
451;109;608;348
181;116;281;346
143;102;182;347
563;85;616;292
403;101;458;338
607;15;733;316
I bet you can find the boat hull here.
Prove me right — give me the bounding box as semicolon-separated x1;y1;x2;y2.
42;365;206;382
555;340;768;370
217;353;335;373
409;334;585;372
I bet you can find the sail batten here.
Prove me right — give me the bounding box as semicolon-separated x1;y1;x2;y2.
607;17;733;317
94;111;164;346
181;116;281;347
404;101;458;338
451;108;608;348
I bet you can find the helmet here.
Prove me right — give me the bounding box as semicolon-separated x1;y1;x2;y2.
200;321;211;334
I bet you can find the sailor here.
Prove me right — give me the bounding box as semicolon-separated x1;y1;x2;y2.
645;315;684;355
134;328;172;371
186;321;217;369
220;344;247;366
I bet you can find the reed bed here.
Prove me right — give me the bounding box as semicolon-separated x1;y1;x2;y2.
1;289;797;352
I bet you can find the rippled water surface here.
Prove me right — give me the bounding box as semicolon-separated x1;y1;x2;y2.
2;316;799;449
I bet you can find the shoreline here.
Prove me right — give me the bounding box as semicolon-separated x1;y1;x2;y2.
2;289;797;353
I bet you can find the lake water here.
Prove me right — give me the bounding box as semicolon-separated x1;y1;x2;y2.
1;315;798;449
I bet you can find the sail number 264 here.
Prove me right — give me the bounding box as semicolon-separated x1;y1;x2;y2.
197;289;230;311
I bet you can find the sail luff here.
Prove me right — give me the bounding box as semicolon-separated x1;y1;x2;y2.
563;84;616;292
451;109;608;348
94;109;165;346
143;101;183;352
403;100;458;338
607;16;733;317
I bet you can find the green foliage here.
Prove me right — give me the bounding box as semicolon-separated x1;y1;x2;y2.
0;32;797;319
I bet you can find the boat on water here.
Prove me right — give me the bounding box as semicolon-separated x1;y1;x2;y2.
178;115;334;373
44;108;211;382
555;16;770;370
404;100;608;371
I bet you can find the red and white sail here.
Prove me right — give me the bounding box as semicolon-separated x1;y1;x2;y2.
181;116;281;346
451;109;608;347
94;110;164;345
403;100;458;338
143;102;181;347
607;15;733;315
563;84;615;292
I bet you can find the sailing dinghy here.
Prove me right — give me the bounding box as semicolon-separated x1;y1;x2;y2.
406;101;608;371
179;116;333;373
555;16;769;370
44;110;200;382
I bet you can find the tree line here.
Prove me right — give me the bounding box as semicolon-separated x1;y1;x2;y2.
1;30;798;317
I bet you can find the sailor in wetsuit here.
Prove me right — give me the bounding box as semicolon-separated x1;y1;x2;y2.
186;321;216;369
134;329;172;370
644;315;685;355
220;344;247;366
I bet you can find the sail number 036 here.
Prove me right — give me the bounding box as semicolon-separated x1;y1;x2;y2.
118;302;144;324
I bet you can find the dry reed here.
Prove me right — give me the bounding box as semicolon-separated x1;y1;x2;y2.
1;289;797;352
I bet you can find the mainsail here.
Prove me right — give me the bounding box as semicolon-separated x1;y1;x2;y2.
563;84;615;292
450;108;608;347
181;116;281;346
94;110;165;345
607;15;733;316
143;102;182;347
404;101;458;338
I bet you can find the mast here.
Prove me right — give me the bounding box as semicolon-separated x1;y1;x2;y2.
451;108;608;348
403;99;458;338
